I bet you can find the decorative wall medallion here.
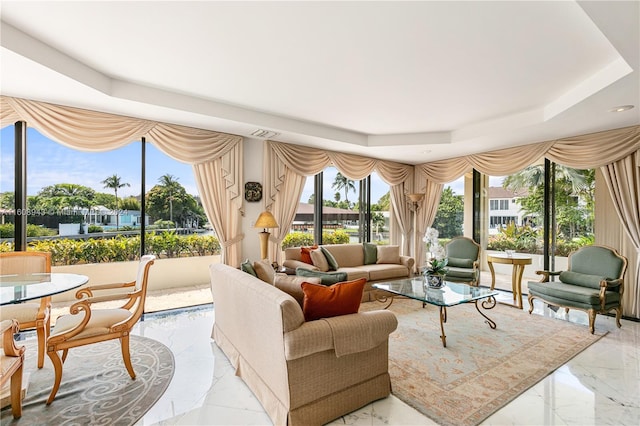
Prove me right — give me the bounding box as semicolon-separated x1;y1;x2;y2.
244;182;262;202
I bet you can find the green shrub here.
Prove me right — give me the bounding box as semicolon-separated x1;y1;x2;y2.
281;232;314;249
0;223;56;238
322;229;350;244
88;225;103;233
153;220;175;229
17;234;220;265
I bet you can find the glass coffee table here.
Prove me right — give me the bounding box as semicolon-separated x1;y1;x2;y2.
372;278;498;347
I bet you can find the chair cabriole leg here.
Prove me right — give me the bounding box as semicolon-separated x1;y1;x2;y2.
121;335;136;379
46;350;64;404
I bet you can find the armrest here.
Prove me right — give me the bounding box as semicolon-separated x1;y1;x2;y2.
399;255;415;271
76;281;135;298
284;320;334;360
535;270;560;282
601;278;623;289
324;310;397;357
283;259;318;271
1;319;25;358
284;310;397;360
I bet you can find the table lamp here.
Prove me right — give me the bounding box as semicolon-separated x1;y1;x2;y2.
254;211;279;260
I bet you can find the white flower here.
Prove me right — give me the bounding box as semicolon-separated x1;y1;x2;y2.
423;227;445;260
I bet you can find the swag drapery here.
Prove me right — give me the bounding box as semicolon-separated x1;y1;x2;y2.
0;96;245;266
415;125;640;318
263;141;414;264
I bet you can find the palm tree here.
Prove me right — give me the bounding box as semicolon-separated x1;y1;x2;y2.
101;174;130;231
158;174;180;224
332;172;356;205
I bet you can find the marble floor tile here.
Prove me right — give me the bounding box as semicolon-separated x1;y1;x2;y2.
130;298;639;426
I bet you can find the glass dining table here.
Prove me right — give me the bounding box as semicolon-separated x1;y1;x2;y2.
0;273;89;305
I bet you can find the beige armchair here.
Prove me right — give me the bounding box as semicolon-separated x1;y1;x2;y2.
45;255;155;404
0;319;26;419
0;251;51;369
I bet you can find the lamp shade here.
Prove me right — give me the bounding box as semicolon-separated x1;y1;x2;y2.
254;211;279;229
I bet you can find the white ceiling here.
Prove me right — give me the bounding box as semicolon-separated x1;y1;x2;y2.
1;1;638;165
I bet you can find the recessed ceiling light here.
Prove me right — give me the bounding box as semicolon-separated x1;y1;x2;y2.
609;105;634;113
422;150;432;154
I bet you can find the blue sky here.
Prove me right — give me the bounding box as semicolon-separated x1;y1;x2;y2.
1;126;480;204
1;126;197;198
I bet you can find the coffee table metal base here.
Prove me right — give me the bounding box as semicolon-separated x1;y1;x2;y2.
436;296;497;347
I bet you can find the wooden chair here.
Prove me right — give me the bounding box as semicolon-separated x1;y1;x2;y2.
45;254;155;404
443;237;481;286
0;251;52;369
0;319;26;419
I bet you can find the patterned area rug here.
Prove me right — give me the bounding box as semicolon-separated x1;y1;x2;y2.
361;298;605;426
1;335;174;425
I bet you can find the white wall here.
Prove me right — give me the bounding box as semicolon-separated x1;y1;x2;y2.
241;138;267;262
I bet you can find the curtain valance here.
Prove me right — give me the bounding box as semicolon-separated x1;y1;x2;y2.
1;95;245;266
416;125;640;184
265;140;413;210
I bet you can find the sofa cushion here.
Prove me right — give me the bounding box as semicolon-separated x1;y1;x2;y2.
301;278;366;321
361;264;410;281
559;271;608;290
363;242;378;265
275;275;321;307
447;256;474;268
296;268;348;285
321;246;339;271
240;259;257;277
310;248;330;272
300;245;318;265
322;244;364;267
254;258;275;284
335;267;369;282
376;245;400;264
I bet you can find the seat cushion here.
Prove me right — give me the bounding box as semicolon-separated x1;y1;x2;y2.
0;303;41;325
51;308;132;340
528;281;621;307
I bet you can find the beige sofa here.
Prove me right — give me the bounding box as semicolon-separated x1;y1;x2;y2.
209;263;398;426
283;244;415;301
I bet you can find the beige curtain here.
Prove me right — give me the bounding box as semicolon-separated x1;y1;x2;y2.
416;125;640;317
264;141;414;257
600;150;640;317
1;96;244;265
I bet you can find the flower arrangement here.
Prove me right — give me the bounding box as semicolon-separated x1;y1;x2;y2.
422;227;448;276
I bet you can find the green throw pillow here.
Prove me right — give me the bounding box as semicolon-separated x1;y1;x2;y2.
363;242;377;265
321;247;339;271
240;259;257;277
296;268;348;285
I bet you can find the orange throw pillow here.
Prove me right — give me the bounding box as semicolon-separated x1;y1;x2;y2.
301;278;366;321
300;245;318;265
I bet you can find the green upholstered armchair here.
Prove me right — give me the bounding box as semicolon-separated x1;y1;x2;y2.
527;245;627;334
443;237;481;286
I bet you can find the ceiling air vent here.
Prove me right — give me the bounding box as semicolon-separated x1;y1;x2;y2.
251;129;280;139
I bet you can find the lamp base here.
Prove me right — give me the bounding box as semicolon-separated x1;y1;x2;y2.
258;231;270;260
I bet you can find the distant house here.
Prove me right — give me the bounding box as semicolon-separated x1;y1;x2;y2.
292;203;360;230
488;187;533;233
80;206;149;229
